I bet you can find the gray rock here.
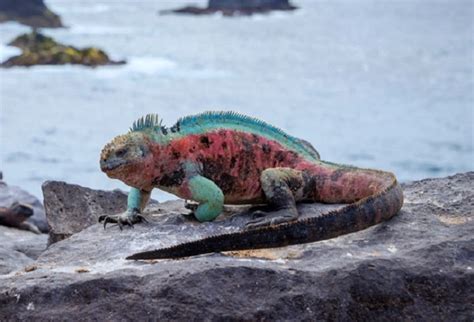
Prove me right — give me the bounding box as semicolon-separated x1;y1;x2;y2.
43;181;123;244
0;178;48;233
0;225;48;275
42;181;159;245
0;173;473;320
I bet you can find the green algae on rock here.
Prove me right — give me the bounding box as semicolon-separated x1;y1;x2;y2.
0;0;63;28
1;31;126;67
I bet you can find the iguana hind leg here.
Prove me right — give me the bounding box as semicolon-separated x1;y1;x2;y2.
246;168;307;229
187;175;224;222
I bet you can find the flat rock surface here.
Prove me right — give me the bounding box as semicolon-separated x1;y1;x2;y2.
0;225;48;275
0;173;473;321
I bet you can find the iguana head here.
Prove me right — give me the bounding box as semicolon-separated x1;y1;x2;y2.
100;131;154;188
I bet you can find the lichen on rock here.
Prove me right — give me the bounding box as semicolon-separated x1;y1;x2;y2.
1;31;126;67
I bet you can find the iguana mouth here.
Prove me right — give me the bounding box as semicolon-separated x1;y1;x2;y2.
100;159;127;172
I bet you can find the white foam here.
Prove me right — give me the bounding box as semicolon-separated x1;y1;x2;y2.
94;56;177;78
127;56;177;74
0;63;90;73
53;4;109;14
0;44;21;61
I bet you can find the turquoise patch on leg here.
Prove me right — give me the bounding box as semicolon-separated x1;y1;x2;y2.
127;188;142;211
194;203;222;222
188;175;224;222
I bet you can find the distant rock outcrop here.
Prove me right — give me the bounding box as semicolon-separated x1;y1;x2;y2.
0;172;472;320
161;0;297;16
0;0;63;28
1;31;126;67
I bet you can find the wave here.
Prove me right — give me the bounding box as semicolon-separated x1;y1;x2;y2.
51;4;109;14
0;54;231;80
126;56;177;74
94;56;177;78
96;56;232;79
68;25;135;35
0;44;21;61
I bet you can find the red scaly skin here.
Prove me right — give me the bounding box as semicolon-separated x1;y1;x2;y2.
139;129;392;205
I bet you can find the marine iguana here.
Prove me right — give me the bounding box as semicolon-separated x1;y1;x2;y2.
99;112;403;259
0;201;40;234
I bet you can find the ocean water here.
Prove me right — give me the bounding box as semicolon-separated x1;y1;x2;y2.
0;0;472;201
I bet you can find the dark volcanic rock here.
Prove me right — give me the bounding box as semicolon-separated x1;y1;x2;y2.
1;31;126;68
0;0;63;28
0;173;472;320
161;0;297;16
0;177;48;233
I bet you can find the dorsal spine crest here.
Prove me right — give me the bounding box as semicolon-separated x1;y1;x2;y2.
130;114;164;133
129;111;320;159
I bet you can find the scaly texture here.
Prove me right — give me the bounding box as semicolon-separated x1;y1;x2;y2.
99;111;403;259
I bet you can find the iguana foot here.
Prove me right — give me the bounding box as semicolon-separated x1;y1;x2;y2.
245;208;298;230
98;209;148;230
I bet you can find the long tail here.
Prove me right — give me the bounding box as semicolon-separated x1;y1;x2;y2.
126;172;403;260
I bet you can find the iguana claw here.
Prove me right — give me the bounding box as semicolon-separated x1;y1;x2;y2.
184;200;199;212
98;209;148;230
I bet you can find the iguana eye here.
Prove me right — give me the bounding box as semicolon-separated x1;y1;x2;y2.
116;148;127;157
139;146;147;157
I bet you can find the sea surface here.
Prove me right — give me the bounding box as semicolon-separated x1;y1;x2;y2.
0;0;472;201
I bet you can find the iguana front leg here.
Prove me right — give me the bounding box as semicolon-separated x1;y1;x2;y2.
184;175;224;222
99;187;150;229
246;168;306;229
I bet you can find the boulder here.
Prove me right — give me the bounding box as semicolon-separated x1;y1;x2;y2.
0;173;472;320
42;181;158;245
160;0;297;16
1;31;126;68
0;0;63;28
0;177;48;233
